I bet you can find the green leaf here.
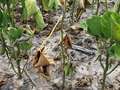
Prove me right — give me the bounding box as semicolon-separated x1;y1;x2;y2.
0;10;10;27
108;43;120;60
8;27;22;41
111;12;120;41
19;42;32;50
101;11;112;39
64;63;74;76
86;16;102;37
86;11;120;40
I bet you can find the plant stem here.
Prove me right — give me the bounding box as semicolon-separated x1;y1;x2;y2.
114;0;120;13
71;0;76;24
96;0;100;15
0;31;18;75
105;0;108;11
107;62;120;75
61;0;67;90
102;54;109;90
99;55;105;69
16;59;22;79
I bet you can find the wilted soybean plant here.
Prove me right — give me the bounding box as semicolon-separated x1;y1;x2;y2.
85;11;120;90
0;0;61;79
0;0;38;79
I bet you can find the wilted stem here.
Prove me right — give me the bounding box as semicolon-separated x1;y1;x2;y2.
61;0;67;90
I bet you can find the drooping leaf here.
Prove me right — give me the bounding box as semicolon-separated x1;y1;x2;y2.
41;0;59;11
24;0;38;18
41;0;49;11
34;10;45;30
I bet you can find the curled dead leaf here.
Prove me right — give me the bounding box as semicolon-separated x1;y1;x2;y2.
32;48;55;76
34;53;54;67
60;34;72;49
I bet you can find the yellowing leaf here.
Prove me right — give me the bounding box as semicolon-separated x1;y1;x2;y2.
34;10;46;30
41;0;60;11
25;0;38;17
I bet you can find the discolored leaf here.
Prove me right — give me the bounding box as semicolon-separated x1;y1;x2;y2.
42;0;60;11
24;0;38;18
60;34;72;49
59;0;65;6
34;10;45;30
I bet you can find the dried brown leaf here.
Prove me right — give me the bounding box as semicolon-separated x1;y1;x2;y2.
63;34;72;49
59;0;65;6
32;48;55;76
